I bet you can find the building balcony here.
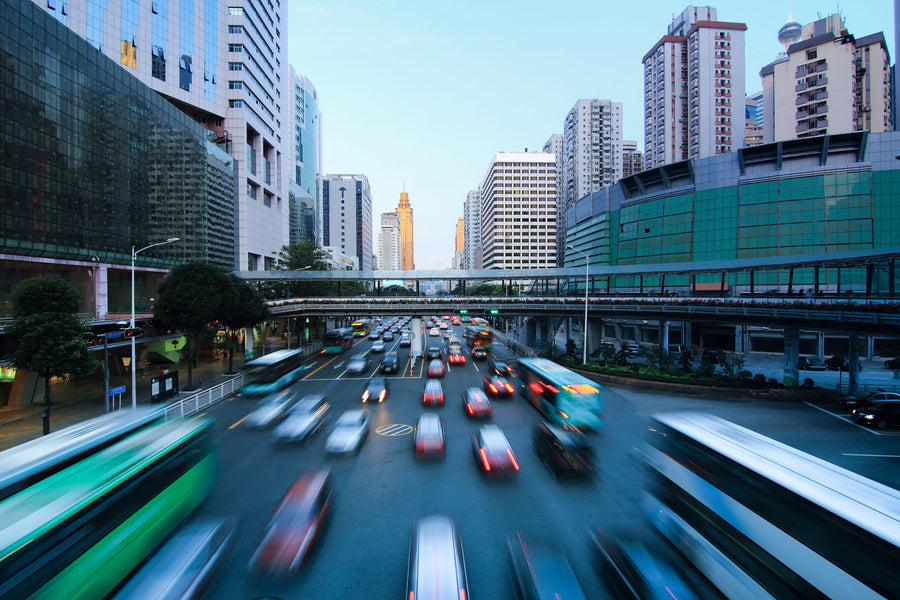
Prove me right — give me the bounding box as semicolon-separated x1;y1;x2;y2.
795;82;808;92
808;76;828;88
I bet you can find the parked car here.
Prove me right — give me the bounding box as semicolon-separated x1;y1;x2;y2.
246;389;301;429
623;343;643;358
380;352;399;374
507;532;588;600
797;356;826;371
533;420;595;476
852;402;900;429
406;516;469;600
362;377;388;404
325;409;369;456
883;357;900;369
700;348;720;364
272;394;330;443
839;390;900;412
825;355;862;371
414;413;445;458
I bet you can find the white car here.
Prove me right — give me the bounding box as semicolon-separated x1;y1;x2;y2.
347;354;369;374
245;389;300;429
325;409;370;456
371;340;386;353
272;394;330;443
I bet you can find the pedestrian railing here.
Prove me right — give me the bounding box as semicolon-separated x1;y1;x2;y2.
162;374;245;421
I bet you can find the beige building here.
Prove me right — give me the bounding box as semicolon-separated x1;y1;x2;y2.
452;217;464;269
396;191;414;270
760;14;892;142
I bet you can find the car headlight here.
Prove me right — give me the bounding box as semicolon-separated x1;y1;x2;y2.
865;414;875;420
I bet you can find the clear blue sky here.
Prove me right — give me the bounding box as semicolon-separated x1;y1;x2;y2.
288;1;894;269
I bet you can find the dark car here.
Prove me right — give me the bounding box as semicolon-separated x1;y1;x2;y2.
883;358;900;369
472;424;518;476
426;346;442;360
399;335;411;347
840;390;900;412
507;532;588;600
825;355;862;371
380;352;399;374
852;402;900;429
533;420;595;476
406;515;469;600
483;375;515;398
590;527;703;600
382;331;394;342
488;358;513;377
462;388;493;418
362;377;388;404
470;347;488;360
797;356;826;371
248;468;333;579
700;348;720;364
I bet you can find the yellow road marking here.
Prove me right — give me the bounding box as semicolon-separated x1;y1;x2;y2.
228;414;251;430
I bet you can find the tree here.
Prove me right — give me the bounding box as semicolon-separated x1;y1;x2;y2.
220;275;270;373
6;277;97;434
153;263;234;388
273;241;331;298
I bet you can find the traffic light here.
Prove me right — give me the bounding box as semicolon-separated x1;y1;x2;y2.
459;309;468;316
123;327;144;338
490;309;499;316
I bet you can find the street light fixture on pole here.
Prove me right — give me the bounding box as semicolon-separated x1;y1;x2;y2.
131;237;179;409
567;244;589;365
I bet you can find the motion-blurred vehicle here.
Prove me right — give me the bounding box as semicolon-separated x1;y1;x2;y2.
448;349;467;365
462;388;493;418
346;354;369;375
426;346;442;360
112;518;236;600
532;420;595;476
248;468;333;579
427;359;445;378
470;347;488;360
429;327;441;337
368;331;380;341
414;413;445;458
590;527;703;600
406;515;469;600
380;352;399;374
507;532;587;599
839;390;900;412
483;375;515;398
852;402;900;429
246;389;301;429
399;335;411;347
825;355;862;371
488;358;513;377
325;409;369;456
472;424;518;476
423;379;444;406
362;378;388;404
370;340;385;353
797;356;826;371
382;331;395;342
272;394;330;444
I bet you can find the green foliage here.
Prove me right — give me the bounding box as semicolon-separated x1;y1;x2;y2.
565;338;577;357
272;241;332;298
11;276;82;317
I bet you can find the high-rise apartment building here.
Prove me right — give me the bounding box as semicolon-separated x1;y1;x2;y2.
396;191;414;270
543;134;565;265
463;190;481;269
760;14;892;143
287;67;322;246
377;212;401;271
744;93;765;147
322;175;373;270
33;0;290;271
452;217;465;269
643;6;746;168
562;99;623;210
622;141;644;178
479;153;558;270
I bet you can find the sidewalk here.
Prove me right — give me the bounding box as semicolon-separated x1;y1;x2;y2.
0;354;247;452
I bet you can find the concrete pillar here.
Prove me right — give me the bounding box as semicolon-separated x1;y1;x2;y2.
849;334;861;395
783;326;800;387
525;319;537;347
683;321;692;349
659;320;670;356
95;264;108;320
816;332;825;358
587;318;603;358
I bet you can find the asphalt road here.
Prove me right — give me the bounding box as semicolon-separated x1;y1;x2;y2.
192;319;900;600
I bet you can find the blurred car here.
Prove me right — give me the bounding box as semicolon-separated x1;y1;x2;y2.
797;356;826;371
248;468;333;578
488;358;513;377
399;335;411;347
246;389;301;429
272;394;330;444
483;375;515;398
426;346;442;360
427;359;445;378
825;355;862;371
448;349;466;365
470;347;488;360
438;322;449;330
382;331;395;342
325;409;370;456
700;348;720;364
113;518;236;599
462;388;493;418
406;515;469;600
380;352;399;374
590;527;702;600
472;424;518;476
840;390;900;412
346;354;369;375
852;402;900;429
507;532;588;600
423;379;444;406
451;317;461;325
414;413;445;458
532;420;595;476
362;377;388;404
368;331;380;341
624;342;643;358
370;340;386;353
429;328;440;337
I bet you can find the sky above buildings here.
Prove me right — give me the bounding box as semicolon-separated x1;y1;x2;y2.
288;1;894;270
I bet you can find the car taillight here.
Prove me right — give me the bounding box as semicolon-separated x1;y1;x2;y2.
466;404;474;415
504;384;514;393
558;409;569;419
479;448;491;471
507;448;519;470
488;383;497;393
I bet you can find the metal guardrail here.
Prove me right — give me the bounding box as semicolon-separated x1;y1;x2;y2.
162;375;245;421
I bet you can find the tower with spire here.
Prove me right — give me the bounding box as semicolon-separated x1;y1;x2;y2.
396;188;414;270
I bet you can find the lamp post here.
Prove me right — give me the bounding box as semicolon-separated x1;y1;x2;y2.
567;244;589;365
131;237;179;409
285;266;312;349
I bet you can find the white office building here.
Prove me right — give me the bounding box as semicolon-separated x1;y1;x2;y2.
322;174;373;270
562;99;623;210
378;212;401;271
479;153;558;270
463;190;481;270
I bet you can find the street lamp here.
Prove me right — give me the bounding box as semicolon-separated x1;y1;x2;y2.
131;237;179;409
286;266;312;349
567;244;589;365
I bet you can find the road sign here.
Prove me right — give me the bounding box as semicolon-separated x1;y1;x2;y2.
109;385;126;396
105;331;122;339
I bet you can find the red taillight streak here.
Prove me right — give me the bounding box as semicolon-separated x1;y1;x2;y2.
488;383;497;393
504;384;514;392
466;404;474;415
409;592;414;600
479;447;491;471
507;448;519;470
459;590;466;600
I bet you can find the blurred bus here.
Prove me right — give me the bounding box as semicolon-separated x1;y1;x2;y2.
463;325;493;351
351;319;373;337
241;349;305;396
516;358;603;431
321;327;354;354
644;412;900;600
0;417;218;600
470;317;489;327
0;407;164;502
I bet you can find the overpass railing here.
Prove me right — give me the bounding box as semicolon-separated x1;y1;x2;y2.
162;374;244;421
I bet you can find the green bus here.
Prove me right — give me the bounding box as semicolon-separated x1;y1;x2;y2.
0;417;218;600
241;348;306;396
517;358;604;431
322;327;354;354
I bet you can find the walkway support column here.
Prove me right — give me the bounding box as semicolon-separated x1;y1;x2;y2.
783;326;800;388
659;320;670;357
849;334;861;396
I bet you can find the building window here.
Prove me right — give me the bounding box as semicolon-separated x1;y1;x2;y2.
228;43;243;53
229;80;242;89
228;62;242;71
228;25;242;34
228;99;243;107
228;6;243;15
